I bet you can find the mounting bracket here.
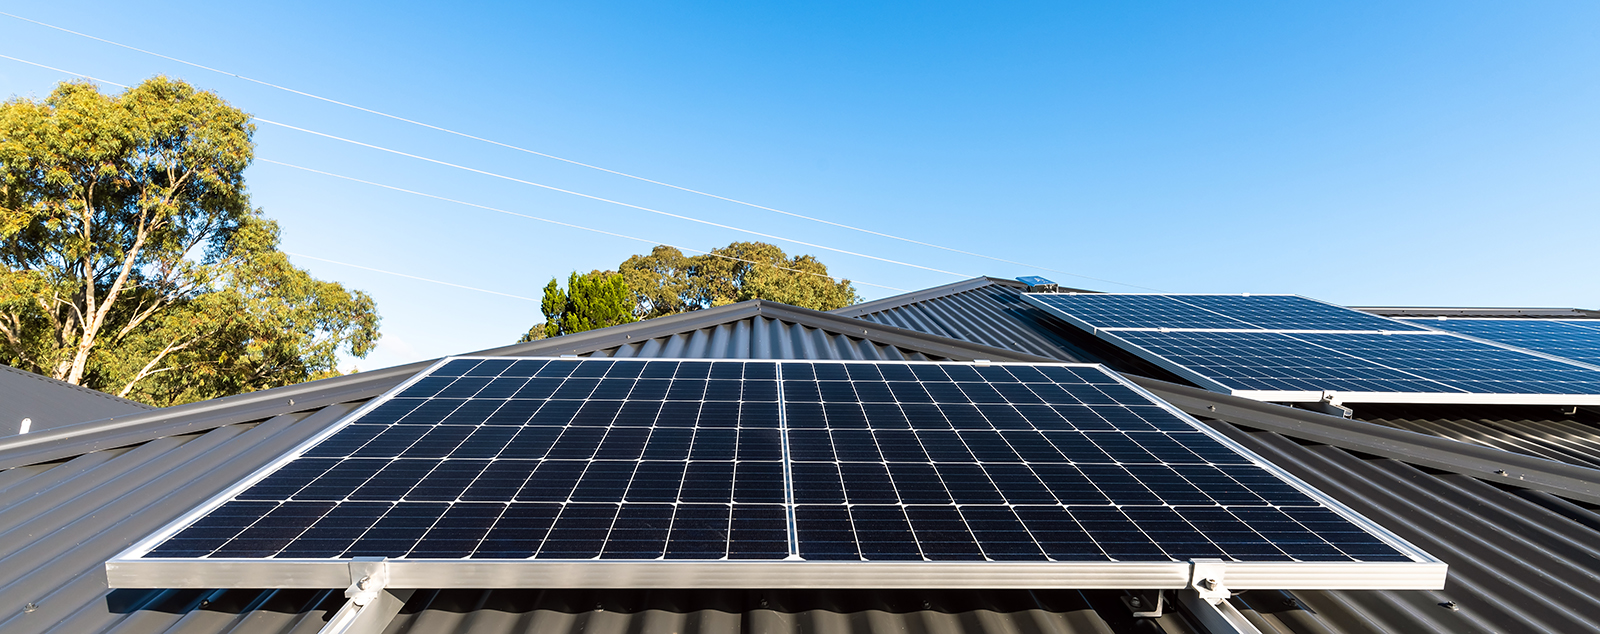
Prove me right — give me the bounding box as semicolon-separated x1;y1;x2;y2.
1178;559;1263;634
1123;589;1165;617
1305;392;1353;419
318;558;415;634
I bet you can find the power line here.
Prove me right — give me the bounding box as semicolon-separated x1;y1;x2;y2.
284;252;541;301
253;117;974;278
0;11;1162;292
0;53;906;292
0;53;127;87
258;159;910;293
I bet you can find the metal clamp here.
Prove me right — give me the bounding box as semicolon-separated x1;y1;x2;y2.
344;557;389;607
1189;559;1230;605
1179;559;1263;634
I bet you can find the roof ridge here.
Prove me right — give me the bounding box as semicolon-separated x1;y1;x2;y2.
0;299;1045;469
832;277;1021;317
0;363;155;410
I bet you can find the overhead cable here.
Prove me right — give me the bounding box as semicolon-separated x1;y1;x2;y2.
0;53;904;292
0;11;1160;291
259;159;909;292
253;117;973;278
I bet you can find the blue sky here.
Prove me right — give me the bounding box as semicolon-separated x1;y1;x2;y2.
3;2;1597;370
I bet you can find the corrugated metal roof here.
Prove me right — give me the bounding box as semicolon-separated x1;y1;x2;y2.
833;278;1179;380
4;284;1600;634
1355;404;1600;470
0;363;151;437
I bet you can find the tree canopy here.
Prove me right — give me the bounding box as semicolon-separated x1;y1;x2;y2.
622;241;860;317
529;270;638;340
524;241;859;341
0;77;379;406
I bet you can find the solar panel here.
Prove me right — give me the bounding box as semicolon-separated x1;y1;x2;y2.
1026;294;1259;330
1108;330;1462;394
1026;293;1429;332
1025;294;1600;405
108;358;1444;591
1405;318;1600;367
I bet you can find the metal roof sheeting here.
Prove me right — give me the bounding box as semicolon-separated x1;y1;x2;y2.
3;283;1600;633
1355;404;1600;470
0;363;151;438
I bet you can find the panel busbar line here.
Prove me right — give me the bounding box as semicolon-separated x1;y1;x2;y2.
1024;293;1600;405
108;357;1446;591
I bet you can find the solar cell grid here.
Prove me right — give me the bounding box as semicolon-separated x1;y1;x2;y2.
1026;294;1600;402
139;358;1419;571
1295;332;1600;395
1027;293;1429;332
1025;294;1257;330
1110;330;1466;394
1408;318;1600;367
1181;295;1429;332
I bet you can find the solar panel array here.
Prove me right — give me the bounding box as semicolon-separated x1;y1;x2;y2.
1026;293;1430;332
1024;294;1600;401
138;358;1416;566
1407;318;1600;367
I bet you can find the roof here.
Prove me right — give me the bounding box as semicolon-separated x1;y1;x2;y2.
3;281;1600;633
0;363;152;438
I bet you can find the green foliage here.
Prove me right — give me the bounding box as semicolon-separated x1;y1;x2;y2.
538;270;637;338
620;241;860;317
525;241;859;341
0;77;380;406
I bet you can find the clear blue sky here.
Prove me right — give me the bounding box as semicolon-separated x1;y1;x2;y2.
3;2;1597;371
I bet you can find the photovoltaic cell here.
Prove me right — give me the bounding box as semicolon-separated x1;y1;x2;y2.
140;358;1414;567
1406;318;1600;367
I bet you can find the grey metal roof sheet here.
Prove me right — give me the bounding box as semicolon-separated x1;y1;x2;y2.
0;363;151;437
1355;403;1600;471
4;284;1600;634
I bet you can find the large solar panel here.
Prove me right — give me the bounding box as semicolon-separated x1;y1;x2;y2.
1027;293;1429;332
108;358;1444;591
1405;318;1600;367
1025;293;1600;405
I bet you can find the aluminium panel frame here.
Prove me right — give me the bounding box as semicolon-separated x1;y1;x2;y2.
106;357;1446;591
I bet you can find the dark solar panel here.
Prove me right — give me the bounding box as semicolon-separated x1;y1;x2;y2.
1173;295;1427;332
1408;318;1600;367
1111;331;1464;394
140;358;1414;566
1026;294;1600;402
1294;331;1600;395
1025;294;1429;332
1025;294;1257;330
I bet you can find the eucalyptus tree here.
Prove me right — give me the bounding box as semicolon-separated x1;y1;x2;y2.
0;77;379;406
